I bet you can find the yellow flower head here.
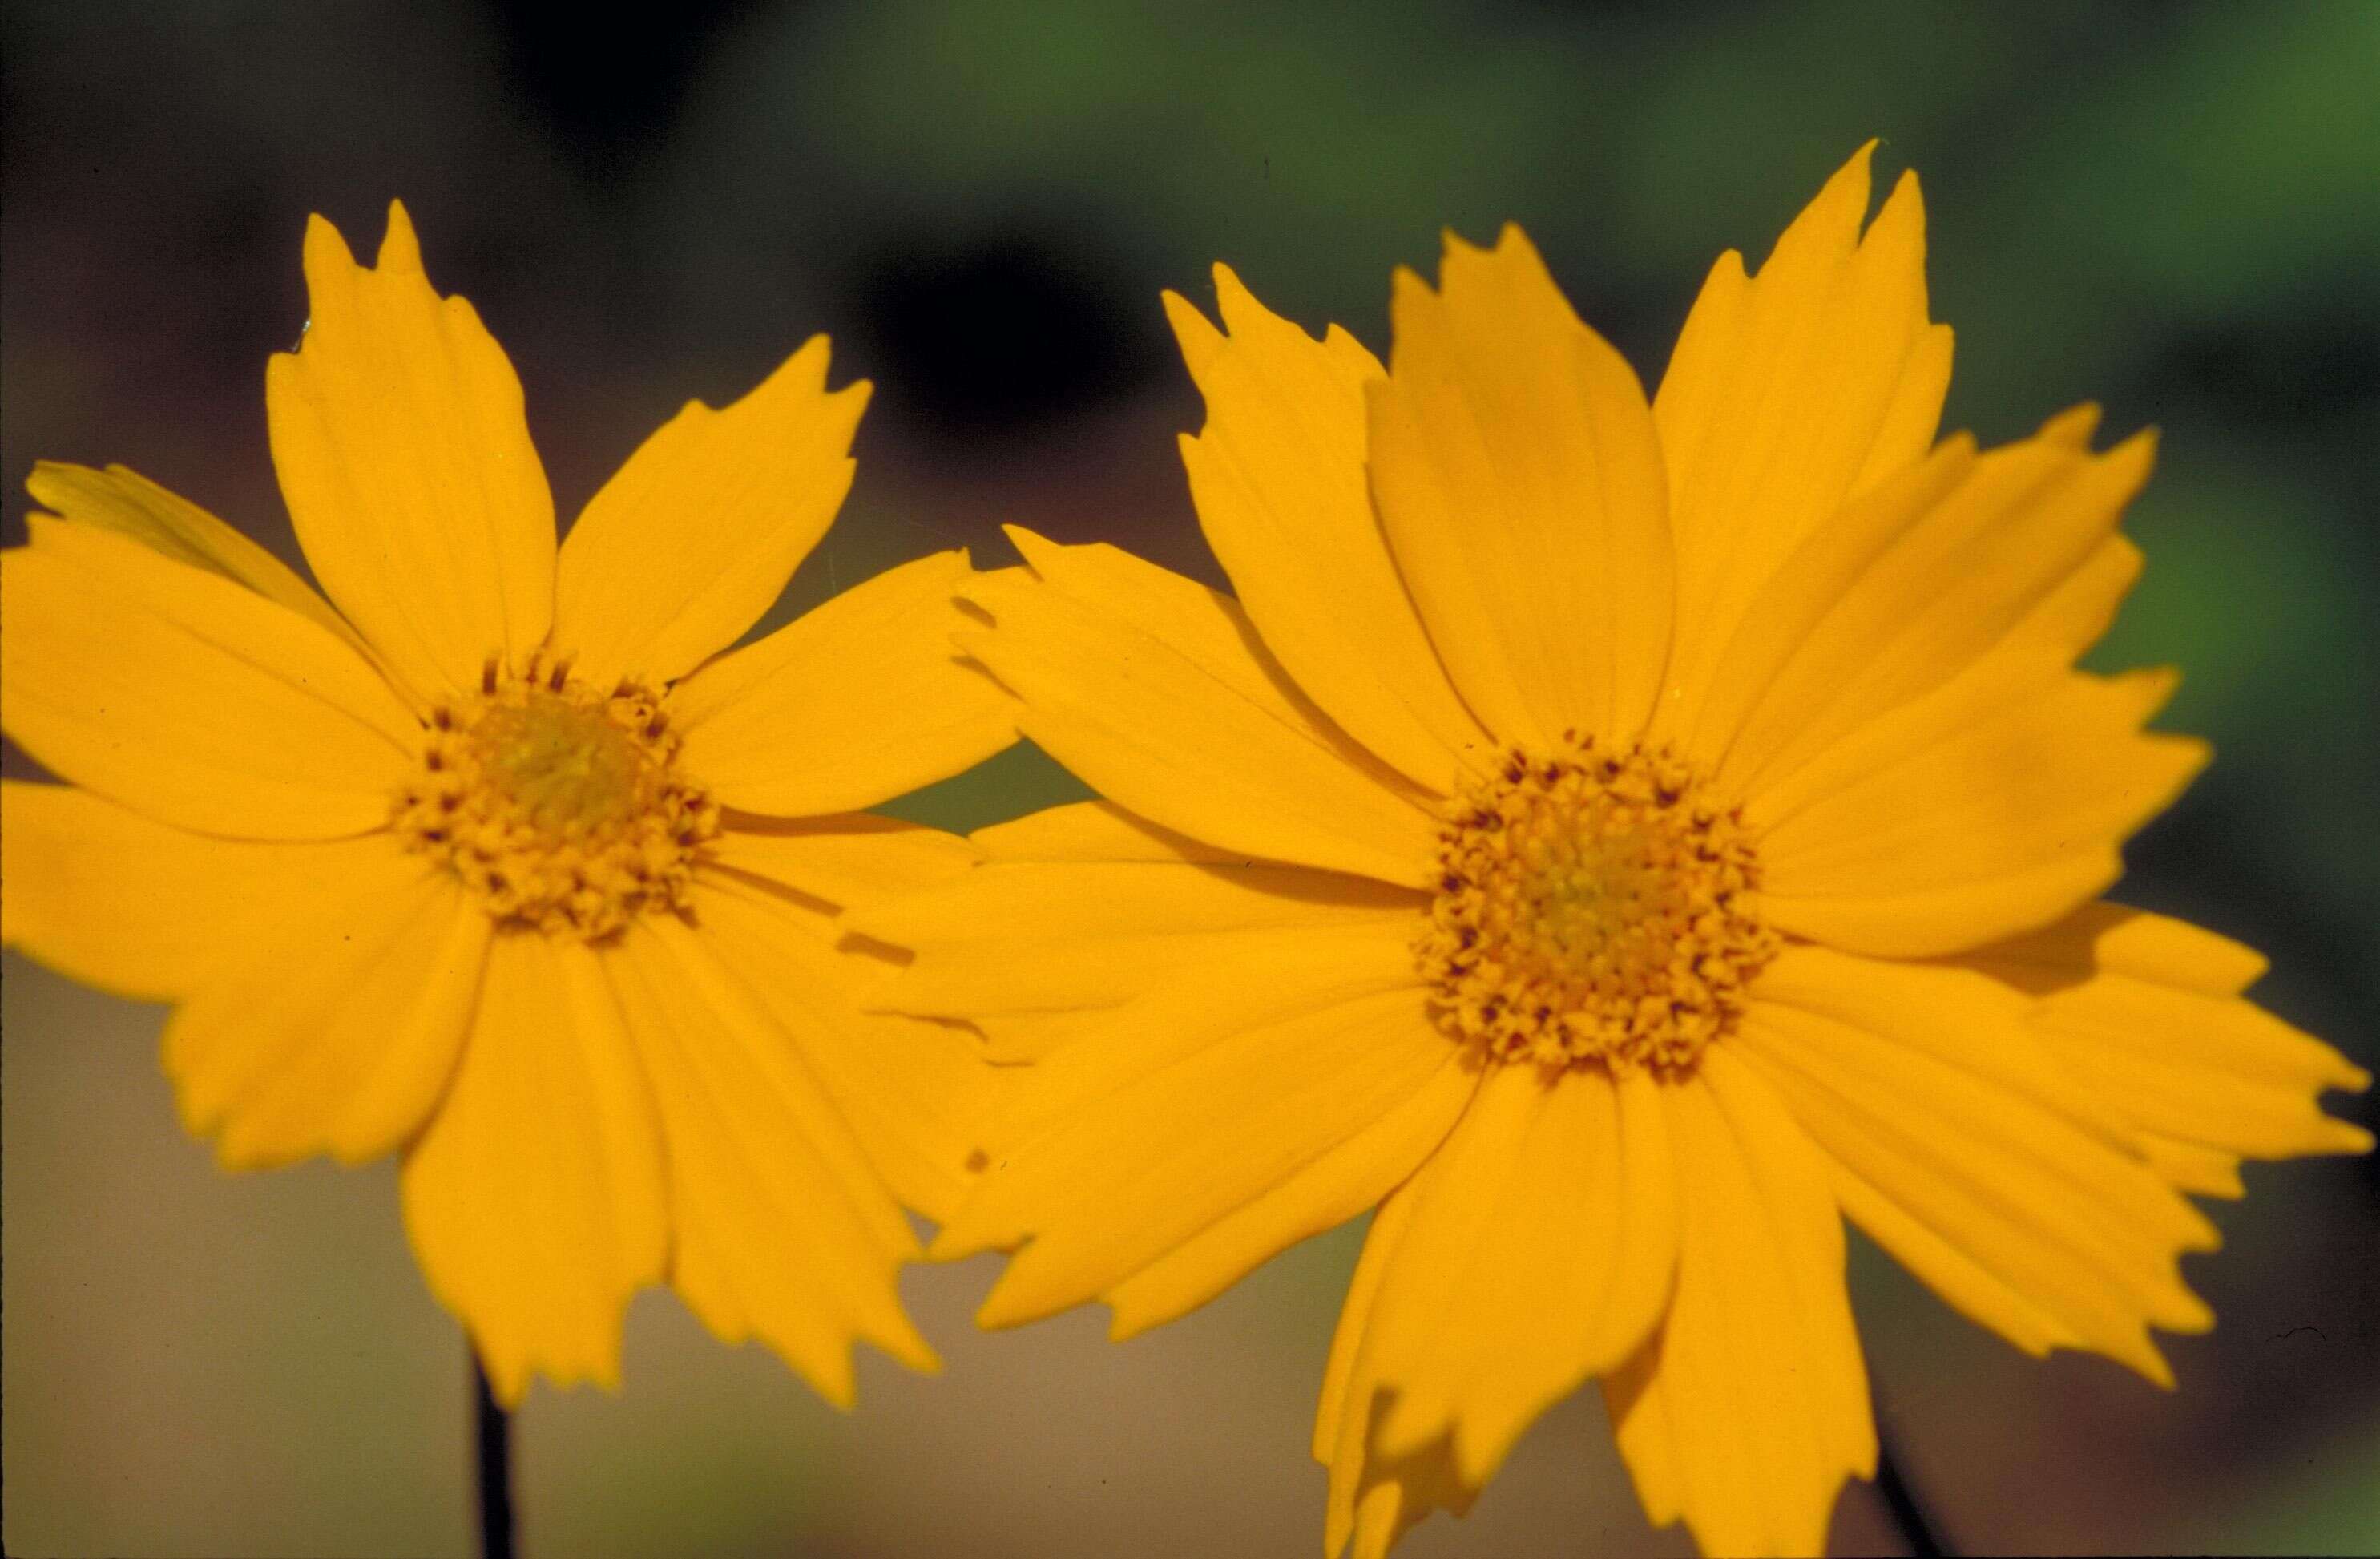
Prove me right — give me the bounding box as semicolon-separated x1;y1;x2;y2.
858;145;2374;1557
0;204;1018;1407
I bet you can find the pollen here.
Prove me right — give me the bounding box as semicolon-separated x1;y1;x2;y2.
1413;737;1777;1075
392;653;722;940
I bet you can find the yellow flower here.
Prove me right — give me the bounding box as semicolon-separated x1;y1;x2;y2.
0;204;1016;1406
857;147;2373;1556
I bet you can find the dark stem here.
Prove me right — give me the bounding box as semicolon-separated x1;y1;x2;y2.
1873;1432;1950;1557
471;1353;517;1559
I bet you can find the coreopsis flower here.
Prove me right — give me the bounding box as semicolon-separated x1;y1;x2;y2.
0;204;1015;1405
857;147;2372;1556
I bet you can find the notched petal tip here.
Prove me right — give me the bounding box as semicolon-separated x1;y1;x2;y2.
2038;402;2106;448
1160;284;1220;347
23;458;94;506
1387;262;1435;309
1491;220;1543;261
2102;423;2160;479
1209;261;1277;335
972;1274;1052;1332
1840;135;1882;184
997;523;1062;575
2325;1118;2377;1154
378;200;424;272
1434;224;1478;261
300;209;358;281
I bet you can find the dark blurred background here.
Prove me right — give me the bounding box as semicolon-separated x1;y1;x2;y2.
4;2;2377;1554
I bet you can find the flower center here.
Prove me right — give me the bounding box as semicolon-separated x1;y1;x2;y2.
1414;738;1775;1074
393;656;721;940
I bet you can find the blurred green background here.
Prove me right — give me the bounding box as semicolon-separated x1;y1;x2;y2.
4;1;2377;1554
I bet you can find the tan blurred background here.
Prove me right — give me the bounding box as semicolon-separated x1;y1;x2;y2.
6;2;2378;1554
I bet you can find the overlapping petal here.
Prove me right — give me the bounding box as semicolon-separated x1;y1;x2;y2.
954;531;1438;884
865;798;1417;1065
1707;422;2160;798
1318;1185;1479;1559
1654;143;1950;730
1166;269;1492;790
606;915;934;1405
1751;666;2205;957
1602;1052;1874;1559
930;920;1451;1329
858;842;1418;1060
706;810;982;910
688;872;996;1224
1354;1063;1676;1487
0;782;406;1002
1367;227;1672;749
970;798;1248;864
1103;1050;1474;1340
551;337;869;689
266;203;556;703
1737;945;2218;1383
670;549;1015;817
163;846;487;1170
1;520;416;838
26;461;368;655
1963;905;2372;1197
401;932;668;1403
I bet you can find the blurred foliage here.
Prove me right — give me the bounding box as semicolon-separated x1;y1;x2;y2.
5;0;2377;1553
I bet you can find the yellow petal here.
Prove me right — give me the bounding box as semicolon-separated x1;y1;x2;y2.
1710;423;2156;796
1676;429;2145;782
1318;1187;1417;1467
858;853;1418;1051
1962;905;2371;1188
955;531;1437;885
1358;1063;1677;1488
1737;945;2219;1385
1976;896;2265;997
968;981;1449;1327
1318;1185;1482;1559
938;801;1363;1061
2;522;416;838
1;781;408;1002
1603;1051;1874;1559
1851;316;1956;495
266;204;555;703
1368;227;1672;748
1753;667;2205;956
687;874;998;1224
26;461;369;659
708;810;981;910
551;337;870;688
1655;145;1949;730
947;799;1418;1080
670;549;1015;816
933;920;1436;1317
1796;874;2129;981
1165;269;1492;790
1103;1051;1475;1341
606;915;932;1405
401;931;668;1404
1666;434;1977;765
164;850;487;1170
970;798;1244;864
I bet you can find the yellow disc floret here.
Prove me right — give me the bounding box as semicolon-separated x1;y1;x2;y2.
393;655;721;940
1414;737;1776;1075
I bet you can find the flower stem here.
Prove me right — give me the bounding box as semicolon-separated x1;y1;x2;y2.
471;1352;516;1559
1874;1433;1950;1557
